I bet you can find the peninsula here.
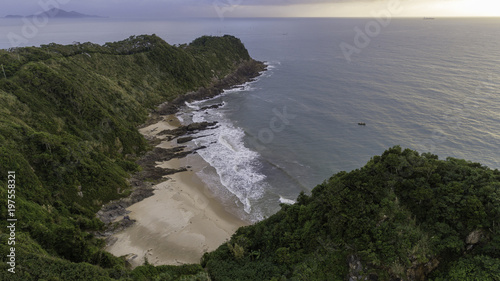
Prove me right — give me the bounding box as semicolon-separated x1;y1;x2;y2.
4;8;106;19
0;34;498;281
0;34;265;280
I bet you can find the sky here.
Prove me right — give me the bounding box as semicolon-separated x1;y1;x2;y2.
2;0;500;18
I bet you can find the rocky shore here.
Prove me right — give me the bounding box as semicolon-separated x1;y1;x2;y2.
158;60;266;115
96;59;266;249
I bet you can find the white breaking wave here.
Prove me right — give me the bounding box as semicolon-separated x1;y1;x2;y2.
185;102;200;110
279;196;296;205
181;81;272;221
192;109;266;216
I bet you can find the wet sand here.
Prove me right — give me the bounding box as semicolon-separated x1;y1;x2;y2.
105;115;247;267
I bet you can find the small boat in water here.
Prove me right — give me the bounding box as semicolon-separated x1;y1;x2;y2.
358;122;366;126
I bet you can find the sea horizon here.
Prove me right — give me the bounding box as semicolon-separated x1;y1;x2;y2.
1;17;499;221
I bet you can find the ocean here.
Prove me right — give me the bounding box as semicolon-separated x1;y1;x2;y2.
2;17;499;222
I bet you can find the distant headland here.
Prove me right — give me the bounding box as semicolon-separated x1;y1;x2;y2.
4;8;106;19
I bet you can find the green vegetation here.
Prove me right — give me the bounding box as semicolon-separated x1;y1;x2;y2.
202;146;500;280
1;34;499;280
0;34;256;280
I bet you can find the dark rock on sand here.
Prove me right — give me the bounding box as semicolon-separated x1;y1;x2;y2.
158;60;266;115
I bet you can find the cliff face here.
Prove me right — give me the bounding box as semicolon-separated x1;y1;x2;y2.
202;146;500;281
0;34;264;280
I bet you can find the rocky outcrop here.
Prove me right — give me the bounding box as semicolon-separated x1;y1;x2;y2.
347;255;379;281
347;254;440;281
200;103;224;111
96;61;266;240
158;121;218;139
96;143;206;232
158;60;266;115
346;230;484;281
347;255;366;281
465;229;484;251
96;52;266;245
406;258;440;281
466;229;484;245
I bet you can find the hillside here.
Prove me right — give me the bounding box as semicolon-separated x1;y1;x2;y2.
33;8;105;18
1;34;499;281
202;146;500;280
0;34;264;280
4;8;105;19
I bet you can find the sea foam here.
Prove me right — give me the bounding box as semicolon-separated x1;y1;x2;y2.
279;196;296;205
179;80;269;222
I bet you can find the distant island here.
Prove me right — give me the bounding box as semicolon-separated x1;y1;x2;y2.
4;8;106;19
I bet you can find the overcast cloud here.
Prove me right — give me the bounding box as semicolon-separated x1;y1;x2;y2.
1;0;497;18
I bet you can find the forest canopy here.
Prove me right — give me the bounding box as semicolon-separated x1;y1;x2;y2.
0;34;255;280
202;146;500;281
0;34;498;280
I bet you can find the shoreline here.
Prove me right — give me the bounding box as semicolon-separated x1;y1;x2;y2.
106;121;248;267
97;59;266;227
100;59;267;267
105;115;249;268
105;116;248;267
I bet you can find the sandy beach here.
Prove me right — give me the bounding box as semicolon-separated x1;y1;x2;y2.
106;115;248;267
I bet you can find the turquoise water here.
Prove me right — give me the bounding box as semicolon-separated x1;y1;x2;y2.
2;17;499;221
